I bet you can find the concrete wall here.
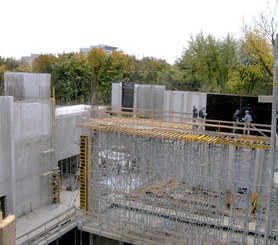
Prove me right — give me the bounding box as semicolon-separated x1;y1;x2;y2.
1;73;91;217
56;105;90;161
134;84;165;112
111;83;165;119
111;83;122;110
4;72;50;102
163;90;207;122
111;83;207;121
3;72;52;217
0;97;16;217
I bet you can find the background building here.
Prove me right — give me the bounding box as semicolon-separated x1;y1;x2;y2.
80;44;118;56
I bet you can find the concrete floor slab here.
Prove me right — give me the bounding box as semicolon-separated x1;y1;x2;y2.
16;190;79;240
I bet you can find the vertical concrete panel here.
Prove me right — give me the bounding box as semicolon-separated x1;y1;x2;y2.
4;73;24;101
111;83;122;110
163;91;171;112
0;97;16;215
153;86;165;111
134;84;138;109
135;84;165;116
14;103;51;141
4;72;50;101
163;91;207;122
4;72;52;217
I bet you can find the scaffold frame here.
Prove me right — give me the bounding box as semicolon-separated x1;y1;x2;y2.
78;107;277;244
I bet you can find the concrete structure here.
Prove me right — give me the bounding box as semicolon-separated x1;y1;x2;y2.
0;96;16;217
56;105;90;189
0;73;87;218
112;83;207;121
6;73;52;216
0;75;277;244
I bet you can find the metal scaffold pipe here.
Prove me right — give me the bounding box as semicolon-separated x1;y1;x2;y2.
264;33;278;244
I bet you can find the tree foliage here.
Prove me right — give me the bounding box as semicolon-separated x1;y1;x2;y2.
176;33;240;93
51;52;91;104
227;28;273;95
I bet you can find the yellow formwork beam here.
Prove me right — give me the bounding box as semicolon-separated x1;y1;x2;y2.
80;135;88;212
77;118;270;150
51;167;60;204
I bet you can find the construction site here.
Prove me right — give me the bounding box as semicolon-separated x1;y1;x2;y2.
0;72;278;245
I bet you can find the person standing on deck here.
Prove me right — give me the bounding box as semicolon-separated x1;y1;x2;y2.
242;110;253;135
192;106;198;129
232;109;240;133
198;107;207;130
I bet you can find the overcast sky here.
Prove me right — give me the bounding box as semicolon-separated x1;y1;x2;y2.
0;0;269;64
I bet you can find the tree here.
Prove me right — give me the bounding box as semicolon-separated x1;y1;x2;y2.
52;53;91;104
98;50;137;104
32;54;57;74
236;28;274;95
87;48;107;104
254;0;278;46
176;32;239;93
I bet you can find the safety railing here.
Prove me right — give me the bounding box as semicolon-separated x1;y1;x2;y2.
16;205;76;245
83;106;272;137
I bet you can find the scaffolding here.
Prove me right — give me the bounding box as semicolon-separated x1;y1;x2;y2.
40;86;60;206
77;107;278;244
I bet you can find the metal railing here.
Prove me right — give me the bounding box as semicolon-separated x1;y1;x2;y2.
16;206;76;245
84;106;272;137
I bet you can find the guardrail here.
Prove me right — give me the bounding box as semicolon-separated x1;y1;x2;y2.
84;106;272;137
16;206;76;245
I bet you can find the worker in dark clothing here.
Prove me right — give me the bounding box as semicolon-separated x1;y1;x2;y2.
232;109;240;133
192;106;198;129
198;107;207;130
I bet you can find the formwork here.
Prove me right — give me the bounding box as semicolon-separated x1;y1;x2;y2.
78;107;278;245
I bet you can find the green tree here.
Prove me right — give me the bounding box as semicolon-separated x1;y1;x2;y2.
176;32;239;93
227;28;273;95
32;54;58;74
87;48;107;104
52;52;90;104
130;57;171;86
98;50;137;104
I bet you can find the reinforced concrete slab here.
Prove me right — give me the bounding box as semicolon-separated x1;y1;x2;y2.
16;189;79;244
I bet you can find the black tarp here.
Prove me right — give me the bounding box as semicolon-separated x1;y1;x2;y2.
122;82;134;110
206;93;272;134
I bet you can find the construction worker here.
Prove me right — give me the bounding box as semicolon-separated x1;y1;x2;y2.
242;110;253;135
198;107;207;130
192;106;198;129
232;109;240;133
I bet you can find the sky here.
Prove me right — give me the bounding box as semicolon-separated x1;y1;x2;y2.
0;0;270;64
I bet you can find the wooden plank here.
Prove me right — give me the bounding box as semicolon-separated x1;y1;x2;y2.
0;214;16;245
258;95;273;103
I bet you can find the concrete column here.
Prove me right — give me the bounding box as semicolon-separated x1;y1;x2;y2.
0;97;16;215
